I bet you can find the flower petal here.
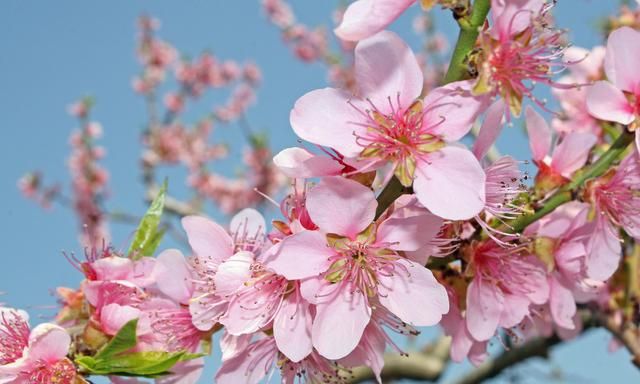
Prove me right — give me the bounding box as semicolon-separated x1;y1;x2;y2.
377;259;449;326
306;176;377;238
214;251;254;296
423;80;488;142
229;208;266;244
550;132;597;177
376;196;443;251
605;26;640;93
181;216;233;264
525;106;552;162
586;212;622;281
26;323;71;363
465;278;503;341
549;276;577;330
473;99;505;160
334;0;415;42
355;30;423;109
414;146;486;220
273;147;343;178
273;293;313;362
491;0;544;38
312;290;371;359
290;87;364;157
263;231;334;280
154;249;193;304
586;81;635;125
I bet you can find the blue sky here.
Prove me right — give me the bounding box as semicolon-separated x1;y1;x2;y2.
1;1;638;383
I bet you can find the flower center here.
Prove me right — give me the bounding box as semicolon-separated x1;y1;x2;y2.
352;99;444;186
0;311;29;365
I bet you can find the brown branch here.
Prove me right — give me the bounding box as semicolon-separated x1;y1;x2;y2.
348;337;451;383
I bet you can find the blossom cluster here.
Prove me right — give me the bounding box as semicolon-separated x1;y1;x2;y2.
7;1;640;383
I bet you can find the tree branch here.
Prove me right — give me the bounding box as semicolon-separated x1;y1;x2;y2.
508;129;634;233
348;337;451;383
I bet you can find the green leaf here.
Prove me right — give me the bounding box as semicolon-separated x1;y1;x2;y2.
76;351;203;376
128;180;167;259
95;319;138;360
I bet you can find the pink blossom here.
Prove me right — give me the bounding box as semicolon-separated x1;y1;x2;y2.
183;209;267;331
474;0;571;117
334;0;416;41
525;107;597;194
0;308;76;384
552;46;605;136
583;150;640;280
465;239;549;341
291;31;487;220
440;289;488;365
586;27;640;152
527;202;602;329
264;176;448;359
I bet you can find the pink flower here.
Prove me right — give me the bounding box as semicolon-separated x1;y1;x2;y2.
264;176;448;359
440;289;488;365
465;239;549;341
182;209;267;331
0;308;75;384
527;202;602;329
525;107;597;194
290;31;486;220
334;0;416;41
215;335;352;384
583;150;640;280
586;27;640;153
552;46;605;136
474;0;571;117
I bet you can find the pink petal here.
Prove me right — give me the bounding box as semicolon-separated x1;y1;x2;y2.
491;0;544;38
586;212;622;281
229;208;266;243
154;249;193;304
290;87;364;158
564;46;606;82
273;293;313;362
263;231;333;280
586;81;635;125
306;176;377;238
181;216;233;264
334;0;415;42
377;259;449;326
423;80;488;142
524;106;552;162
220;331;252;362
312;290;371;359
549;276;577;330
465;278;504;341
215;339;277;384
555;241;587;278
214;251;254;296
26;323;71;363
414;146;486;220
188;289;229;331
498;294;530;328
604;27;640;93
550;132;597;177
92;256;133;281
354;30;423;109
636;129;640;155
473;99;505;160
339;325;386;382
273;147;343;178
376;197;443;251
99;303;141;336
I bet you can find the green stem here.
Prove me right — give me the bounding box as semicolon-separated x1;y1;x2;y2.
374;0;491;218
508;130;634;233
443;0;491;84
